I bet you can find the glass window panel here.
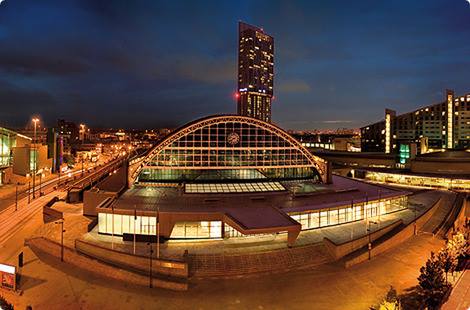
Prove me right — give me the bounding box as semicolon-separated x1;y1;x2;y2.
329;209;339;226
106;213;113;234
98;213;107;234
320;211;328;227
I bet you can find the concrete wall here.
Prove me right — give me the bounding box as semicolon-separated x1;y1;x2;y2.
83;190;117;216
12;144;52;176
323;219;403;261
25;237;187;291
445;195;469;239
344;197;443;268
75;239;188;278
411;159;470;175
314;152;396;169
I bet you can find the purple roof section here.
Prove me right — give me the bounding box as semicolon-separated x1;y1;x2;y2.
109;175;410;220
224;206;299;230
282;175;411;213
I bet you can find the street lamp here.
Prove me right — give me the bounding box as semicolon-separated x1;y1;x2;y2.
28;178;31;204
147;242;153;288
156;206;160;259
32;118;39;199
15;182;18;211
81;154;85;177
55;220;65;262
367;220;378;260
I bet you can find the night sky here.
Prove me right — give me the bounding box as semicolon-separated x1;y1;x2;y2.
0;0;469;130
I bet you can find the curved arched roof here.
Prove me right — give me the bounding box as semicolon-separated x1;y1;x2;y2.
132;115;328;183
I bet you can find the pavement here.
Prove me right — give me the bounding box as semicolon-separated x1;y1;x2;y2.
442;269;470;310
2;232;445;310
0;177;458;309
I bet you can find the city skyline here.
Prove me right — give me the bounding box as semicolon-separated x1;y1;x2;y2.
0;0;469;131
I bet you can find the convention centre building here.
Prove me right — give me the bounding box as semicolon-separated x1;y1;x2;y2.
95;115;409;246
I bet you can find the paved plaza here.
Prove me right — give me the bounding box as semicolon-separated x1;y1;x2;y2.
0;188;459;309
3;233;445;310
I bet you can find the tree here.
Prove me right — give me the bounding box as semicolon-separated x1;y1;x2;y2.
417;252;448;310
63;154;75;167
0;295;14;310
447;232;468;261
437;249;457;285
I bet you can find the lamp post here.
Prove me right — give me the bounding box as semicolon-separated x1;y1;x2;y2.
39;173;42;197
111;204;114;250
58;163;61;187
133;205;137;255
81;154;84;177
15;182;18;211
378;188;382;221
367;220;378;260
157;206;160;259
28;179;31;204
148;242;153;288
55;220;65;262
32;118;39;199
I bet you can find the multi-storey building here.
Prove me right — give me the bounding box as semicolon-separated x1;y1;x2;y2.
361;89;470;154
237;22;274;122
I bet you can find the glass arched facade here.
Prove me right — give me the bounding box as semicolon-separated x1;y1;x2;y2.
135;115;327;183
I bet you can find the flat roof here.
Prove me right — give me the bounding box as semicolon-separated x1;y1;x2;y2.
106;175;409;215
358;167;470;180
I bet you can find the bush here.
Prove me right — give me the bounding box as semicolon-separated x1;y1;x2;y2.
0;295;14;310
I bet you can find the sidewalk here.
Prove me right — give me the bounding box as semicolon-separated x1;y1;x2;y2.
442;269;470;310
5;225;446;310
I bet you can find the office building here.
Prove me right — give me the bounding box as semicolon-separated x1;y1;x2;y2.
361;89;470;154
237;22;274;122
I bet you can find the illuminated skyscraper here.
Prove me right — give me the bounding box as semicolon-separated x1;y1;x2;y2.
237;22;274;122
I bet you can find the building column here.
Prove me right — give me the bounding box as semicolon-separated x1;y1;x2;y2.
446;89;454;149
385;109;396;154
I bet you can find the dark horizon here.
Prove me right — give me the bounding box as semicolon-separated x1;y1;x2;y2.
0;0;469;130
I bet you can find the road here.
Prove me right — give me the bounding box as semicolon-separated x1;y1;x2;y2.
0;157;126;262
0;156;123;213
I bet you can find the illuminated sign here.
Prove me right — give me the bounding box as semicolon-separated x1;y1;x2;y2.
399;144;410;164
0;263;16;291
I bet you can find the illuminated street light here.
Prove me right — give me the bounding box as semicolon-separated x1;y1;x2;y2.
32;117;40;199
367;220;378;260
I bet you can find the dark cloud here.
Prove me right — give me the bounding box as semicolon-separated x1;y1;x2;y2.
0;50;90;76
0;79;58;125
0;0;469;130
